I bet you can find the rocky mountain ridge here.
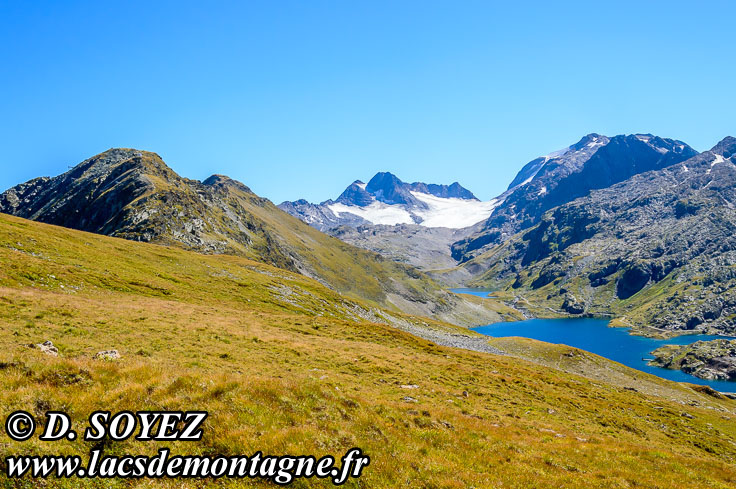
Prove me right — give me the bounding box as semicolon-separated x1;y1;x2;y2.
451;134;698;261
281;134;700;275
457;137;736;336
337;172;478;207
0;149;499;324
280;171;498;231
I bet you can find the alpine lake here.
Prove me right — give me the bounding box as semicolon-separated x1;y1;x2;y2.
452;288;736;392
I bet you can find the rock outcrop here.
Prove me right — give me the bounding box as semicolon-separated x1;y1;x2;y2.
94;350;121;361
650;340;736;380
30;340;59;356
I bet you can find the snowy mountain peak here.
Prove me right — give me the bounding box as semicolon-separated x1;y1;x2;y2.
334;172;479;209
507;134;611;191
336;181;373;206
453;133;698;260
365;172;415;206
280;172;493;231
708;136;736;157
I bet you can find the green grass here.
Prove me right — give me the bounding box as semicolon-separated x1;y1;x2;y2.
0;214;735;488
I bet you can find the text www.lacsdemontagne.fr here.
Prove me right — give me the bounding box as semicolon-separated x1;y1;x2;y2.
6;448;370;485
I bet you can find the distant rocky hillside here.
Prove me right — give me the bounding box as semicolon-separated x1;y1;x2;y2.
0;149;498;324
329;222;485;270
451;134;698;261
280;171;499;231
458;137;736;336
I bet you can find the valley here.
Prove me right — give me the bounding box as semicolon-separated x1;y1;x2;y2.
1;214;736;488
3;133;736;486
4;4;735;487
278;133;736;391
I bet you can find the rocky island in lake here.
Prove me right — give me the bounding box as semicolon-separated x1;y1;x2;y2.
650;339;736;381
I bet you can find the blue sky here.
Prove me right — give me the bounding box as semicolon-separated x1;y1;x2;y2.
1;1;734;203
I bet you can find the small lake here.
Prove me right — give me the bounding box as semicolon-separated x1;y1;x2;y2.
449;288;498;298
451;289;736;391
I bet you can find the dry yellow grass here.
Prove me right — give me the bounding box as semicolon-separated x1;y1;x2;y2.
0;213;735;488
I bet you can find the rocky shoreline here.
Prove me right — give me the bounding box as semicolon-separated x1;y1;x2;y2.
649;339;736;381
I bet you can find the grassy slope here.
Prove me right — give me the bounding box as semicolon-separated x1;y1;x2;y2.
1;213;736;488
142;172;501;325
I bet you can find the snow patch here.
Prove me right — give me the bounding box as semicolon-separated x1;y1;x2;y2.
545;146;572;159
519;174;537;187
636;134;668;153
583;136;607;152
327;201;414;226
410;192;501;228
707;154;725;175
326;193;501;229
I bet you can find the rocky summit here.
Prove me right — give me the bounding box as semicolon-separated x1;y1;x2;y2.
0;149;290;261
451;134;698;261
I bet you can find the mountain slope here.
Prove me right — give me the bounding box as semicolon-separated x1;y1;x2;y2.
0;149;493;323
452;134;698;261
329;223;485;270
1;213;735;488
459;137;736;336
280;171;499;231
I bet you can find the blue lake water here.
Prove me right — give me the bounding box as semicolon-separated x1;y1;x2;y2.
450;289;736;391
472;318;736;390
449;287;498;298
